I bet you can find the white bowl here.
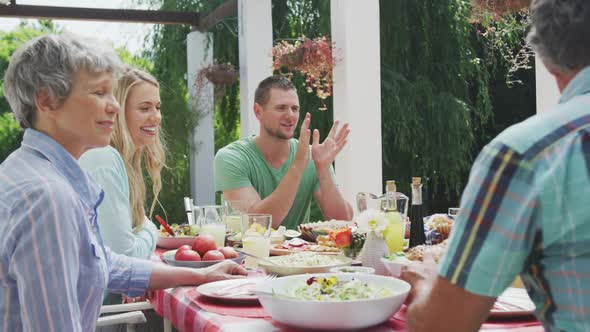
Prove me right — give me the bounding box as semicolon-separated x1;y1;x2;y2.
156;235;196;249
381;257;409;278
255;273;410;330
258;255;352;276
162;250;245;268
329;266;375;274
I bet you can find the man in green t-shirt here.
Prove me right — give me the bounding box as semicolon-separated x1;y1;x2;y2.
214;75;353;230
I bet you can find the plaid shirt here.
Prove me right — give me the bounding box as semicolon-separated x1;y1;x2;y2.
439;66;590;331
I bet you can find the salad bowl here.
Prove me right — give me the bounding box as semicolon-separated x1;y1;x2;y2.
255;272;410;330
156;224;199;249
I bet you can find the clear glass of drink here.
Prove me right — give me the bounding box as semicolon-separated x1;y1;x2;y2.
241;213;272;269
197;205;227;247
448;207;461;219
223;200;250;235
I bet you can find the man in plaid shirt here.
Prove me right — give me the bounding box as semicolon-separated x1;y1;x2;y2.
402;0;590;331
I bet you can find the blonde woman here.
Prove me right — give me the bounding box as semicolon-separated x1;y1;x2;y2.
79;67;164;259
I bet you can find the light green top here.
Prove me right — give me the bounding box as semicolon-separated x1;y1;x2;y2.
79;146;157;259
214;136;334;230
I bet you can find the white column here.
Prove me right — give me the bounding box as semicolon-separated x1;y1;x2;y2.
331;0;382;214
535;56;560;113
187;31;215;205
238;0;273;137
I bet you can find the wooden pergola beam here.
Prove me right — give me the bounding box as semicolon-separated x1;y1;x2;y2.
0;3;201;26
197;0;237;31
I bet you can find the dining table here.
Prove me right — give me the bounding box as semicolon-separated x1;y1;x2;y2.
148;247;543;332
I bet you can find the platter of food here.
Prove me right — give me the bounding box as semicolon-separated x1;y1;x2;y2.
297;220;355;242
269;238;341;256
258;252;352;276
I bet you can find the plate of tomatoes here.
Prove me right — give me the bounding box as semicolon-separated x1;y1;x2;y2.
162;234;245;268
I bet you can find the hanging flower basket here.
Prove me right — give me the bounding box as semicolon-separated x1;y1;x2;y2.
202;63;238;86
472;0;530;18
272;36;337;111
195;63;238;103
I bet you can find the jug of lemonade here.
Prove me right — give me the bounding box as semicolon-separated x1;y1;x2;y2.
382;180;408;253
357;180;408;253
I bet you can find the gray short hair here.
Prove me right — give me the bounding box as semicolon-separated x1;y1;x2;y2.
3;33;125;128
526;0;590;72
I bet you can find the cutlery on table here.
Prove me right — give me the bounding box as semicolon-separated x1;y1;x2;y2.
234;248;278;266
213;275;277;296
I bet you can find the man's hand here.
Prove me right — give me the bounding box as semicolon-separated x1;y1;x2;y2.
197;260;248;284
400;250;437;303
312;120;350;171
294;112;311;168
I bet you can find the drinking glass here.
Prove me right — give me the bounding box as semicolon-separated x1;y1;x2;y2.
223;200;250;235
448;207;461;219
241;213;272;269
197;205;227;247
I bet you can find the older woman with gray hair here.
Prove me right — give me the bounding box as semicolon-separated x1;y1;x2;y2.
400;1;590;331
0;33;246;332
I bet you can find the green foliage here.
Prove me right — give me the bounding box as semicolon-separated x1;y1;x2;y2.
0;21;59;163
0;113;22;163
0;21;58;116
380;0;495;212
379;0;535;214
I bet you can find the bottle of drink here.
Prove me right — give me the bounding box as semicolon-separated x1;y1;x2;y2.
409;177;426;247
382;180;405;253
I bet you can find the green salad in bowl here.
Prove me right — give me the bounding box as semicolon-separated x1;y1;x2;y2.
157;224;199;249
255;273;410;330
292;276;393;301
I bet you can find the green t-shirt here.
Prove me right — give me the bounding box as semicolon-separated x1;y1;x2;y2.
214;136;333;230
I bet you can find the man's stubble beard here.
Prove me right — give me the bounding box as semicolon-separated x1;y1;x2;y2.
263;125;292;140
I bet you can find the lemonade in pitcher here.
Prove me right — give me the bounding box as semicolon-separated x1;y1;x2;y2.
381;180;408;253
383;211;405;253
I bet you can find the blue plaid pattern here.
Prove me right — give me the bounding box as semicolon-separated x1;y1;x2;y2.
439;66;590;331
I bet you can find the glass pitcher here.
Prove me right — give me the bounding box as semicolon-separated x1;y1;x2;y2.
356;191;409;217
356;191;409;253
195;205;227;247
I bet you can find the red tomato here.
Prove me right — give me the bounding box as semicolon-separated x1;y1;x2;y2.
177;245;192;252
202;250;225;261
219;246;239;259
192;235;217;256
175;249;201;261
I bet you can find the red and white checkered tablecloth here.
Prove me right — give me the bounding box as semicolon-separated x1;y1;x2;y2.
149;248;543;332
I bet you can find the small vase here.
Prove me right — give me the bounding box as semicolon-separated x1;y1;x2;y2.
358;231;389;275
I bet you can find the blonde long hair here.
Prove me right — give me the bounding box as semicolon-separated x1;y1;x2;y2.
111;67;166;229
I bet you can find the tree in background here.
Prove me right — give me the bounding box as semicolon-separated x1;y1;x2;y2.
0;21;58;162
379;0;535;213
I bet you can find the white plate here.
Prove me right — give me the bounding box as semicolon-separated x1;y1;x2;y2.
196;278;263;302
490;288;535;317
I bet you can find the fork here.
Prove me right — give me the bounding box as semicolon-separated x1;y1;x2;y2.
214;274;277;297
